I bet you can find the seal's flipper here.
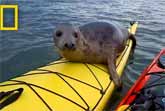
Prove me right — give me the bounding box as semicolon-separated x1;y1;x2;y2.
107;50;122;88
129;34;136;51
130;21;136;26
129;34;136;63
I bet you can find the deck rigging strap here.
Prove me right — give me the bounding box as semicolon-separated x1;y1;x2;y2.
0;88;23;110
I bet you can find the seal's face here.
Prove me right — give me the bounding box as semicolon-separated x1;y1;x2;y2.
53;24;79;51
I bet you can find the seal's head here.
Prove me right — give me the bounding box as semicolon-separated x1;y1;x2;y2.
53;23;80;51
53;23;88;61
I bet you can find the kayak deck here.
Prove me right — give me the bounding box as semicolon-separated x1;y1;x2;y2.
0;22;138;111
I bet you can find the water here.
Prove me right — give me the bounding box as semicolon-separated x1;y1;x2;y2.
0;0;165;110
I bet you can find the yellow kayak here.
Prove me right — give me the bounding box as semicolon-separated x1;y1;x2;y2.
0;22;138;111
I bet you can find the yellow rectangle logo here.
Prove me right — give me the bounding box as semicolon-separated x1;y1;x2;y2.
0;5;18;31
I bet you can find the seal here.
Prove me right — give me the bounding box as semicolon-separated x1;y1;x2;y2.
53;22;136;88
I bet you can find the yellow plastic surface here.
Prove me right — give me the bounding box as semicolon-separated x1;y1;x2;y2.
117;105;130;111
0;22;138;111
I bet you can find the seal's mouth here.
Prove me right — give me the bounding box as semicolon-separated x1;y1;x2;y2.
63;47;76;51
56;46;76;51
62;43;76;51
54;42;76;51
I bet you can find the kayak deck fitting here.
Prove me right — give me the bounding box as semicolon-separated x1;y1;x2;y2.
0;22;138;111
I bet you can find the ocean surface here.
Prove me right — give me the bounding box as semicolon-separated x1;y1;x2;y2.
0;0;165;109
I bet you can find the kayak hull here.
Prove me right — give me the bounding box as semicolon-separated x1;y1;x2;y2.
0;22;138;111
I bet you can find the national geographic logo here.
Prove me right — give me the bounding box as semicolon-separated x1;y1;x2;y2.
0;5;18;31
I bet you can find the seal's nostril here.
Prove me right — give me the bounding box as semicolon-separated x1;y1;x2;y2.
64;43;75;49
71;43;75;47
64;43;68;48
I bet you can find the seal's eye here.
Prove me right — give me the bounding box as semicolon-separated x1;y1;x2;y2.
73;32;78;38
56;31;62;37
